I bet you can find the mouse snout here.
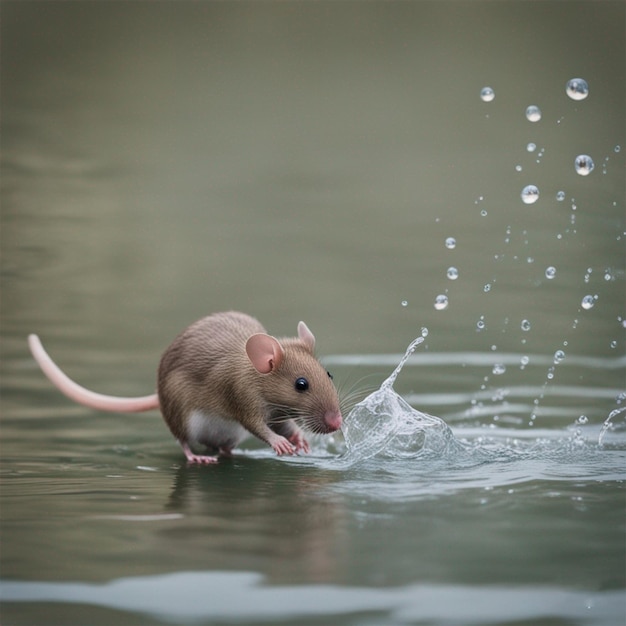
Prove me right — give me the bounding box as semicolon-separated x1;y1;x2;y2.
323;409;343;432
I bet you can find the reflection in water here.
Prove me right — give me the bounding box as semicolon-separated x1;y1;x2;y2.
166;460;348;584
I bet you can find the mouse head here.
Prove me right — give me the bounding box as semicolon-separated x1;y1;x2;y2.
245;321;342;433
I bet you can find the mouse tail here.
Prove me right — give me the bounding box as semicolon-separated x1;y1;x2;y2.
28;334;160;413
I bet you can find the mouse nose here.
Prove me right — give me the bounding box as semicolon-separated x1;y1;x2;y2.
324;409;343;432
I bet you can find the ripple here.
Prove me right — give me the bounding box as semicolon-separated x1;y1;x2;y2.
324;352;626;370
1;572;623;625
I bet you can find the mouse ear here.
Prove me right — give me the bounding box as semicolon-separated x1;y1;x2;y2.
297;321;316;352
246;334;285;373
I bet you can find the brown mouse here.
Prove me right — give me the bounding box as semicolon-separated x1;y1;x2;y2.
28;311;343;464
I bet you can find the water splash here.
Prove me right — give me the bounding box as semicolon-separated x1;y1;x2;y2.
581;294;596;310
599;406;626;448
525;105;542;122
339;334;463;465
520;185;539;204
446;266;459;280
574;154;594;176
545;266;557;279
566;78;589;101
434;294;449;310
480;86;495;102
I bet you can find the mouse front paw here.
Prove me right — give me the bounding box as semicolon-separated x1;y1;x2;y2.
269;435;296;456
288;431;310;454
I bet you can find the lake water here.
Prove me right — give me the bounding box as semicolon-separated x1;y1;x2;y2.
1;2;625;625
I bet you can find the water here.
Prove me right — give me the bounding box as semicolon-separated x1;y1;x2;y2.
520;184;540;204
1;2;625;625
566;78;590;101
525;105;542;122
582;295;597;310
575;154;595;176
480;86;495;102
338;335;463;465
433;294;449;310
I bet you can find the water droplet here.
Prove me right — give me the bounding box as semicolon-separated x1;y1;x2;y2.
483;283;491;293
525;105;542;122
615;145;621;153
556;191;565;201
515;164;522;172
480;87;495;102
610;340;617;349
575;154;594;176
480;209;488;217
521;319;531;331
576;415;589;425
476;319;485;331
554;350;566;364
445;237;457;250
421;327;429;338
526;142;537;152
446;267;459;280
566;78;589;101
545;266;557;279
581;295;595;310
521;185;539;204
401;300;408;307
604;269;613;281
492;364;506;375
434;294;449;310
520;355;530;368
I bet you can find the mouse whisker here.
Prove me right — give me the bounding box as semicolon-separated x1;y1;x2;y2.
337;380;378;416
266;403;301;424
341;392;373;413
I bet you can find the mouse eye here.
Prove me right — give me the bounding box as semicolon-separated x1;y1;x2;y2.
294;377;309;392
327;371;334;380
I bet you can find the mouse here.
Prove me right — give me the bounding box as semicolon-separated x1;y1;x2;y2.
28;311;343;464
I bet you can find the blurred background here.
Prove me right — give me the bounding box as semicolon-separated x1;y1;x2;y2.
2;1;623;424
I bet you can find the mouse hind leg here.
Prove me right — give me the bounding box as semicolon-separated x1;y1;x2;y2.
179;441;219;465
181;410;247;464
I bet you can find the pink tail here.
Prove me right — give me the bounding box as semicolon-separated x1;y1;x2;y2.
28;334;160;413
